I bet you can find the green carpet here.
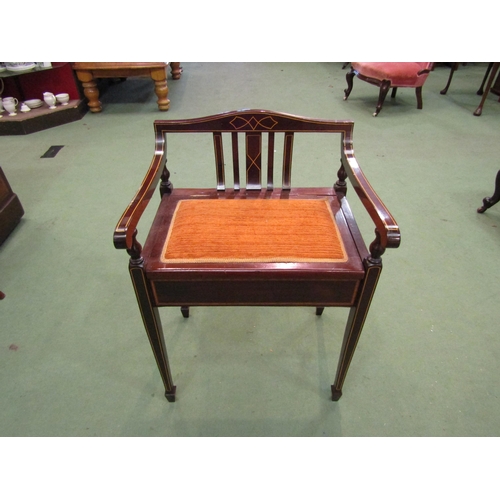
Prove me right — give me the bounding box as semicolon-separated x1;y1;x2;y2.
1;63;499;438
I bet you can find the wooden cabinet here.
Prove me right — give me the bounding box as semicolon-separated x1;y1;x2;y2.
0;167;24;246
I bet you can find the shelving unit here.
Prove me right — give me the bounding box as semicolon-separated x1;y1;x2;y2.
0;62;87;135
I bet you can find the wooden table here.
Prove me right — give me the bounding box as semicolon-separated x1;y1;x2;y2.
72;62;182;113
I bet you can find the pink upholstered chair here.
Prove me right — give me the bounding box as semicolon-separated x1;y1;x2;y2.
343;62;434;116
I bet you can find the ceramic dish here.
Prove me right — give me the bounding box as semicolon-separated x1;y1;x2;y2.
6;63;36;72
24;99;43;108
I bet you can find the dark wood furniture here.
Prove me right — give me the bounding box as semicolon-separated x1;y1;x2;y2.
72;62;182;113
0;167;24;299
344;63;434;116
0;167;24;246
113;110;401;402
477;170;500;213
473;63;500;116
440;62;500;116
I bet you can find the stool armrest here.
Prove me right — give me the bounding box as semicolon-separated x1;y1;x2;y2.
114;128;166;251
341;132;401;255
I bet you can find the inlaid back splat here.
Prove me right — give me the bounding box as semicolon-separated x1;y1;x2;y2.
213;130;293;191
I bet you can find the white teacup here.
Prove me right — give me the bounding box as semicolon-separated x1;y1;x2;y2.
4;101;17;116
56;93;70;105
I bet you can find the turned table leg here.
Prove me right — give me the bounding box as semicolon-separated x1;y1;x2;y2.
170;62;182;80
150;68;170;111
75;70;102;113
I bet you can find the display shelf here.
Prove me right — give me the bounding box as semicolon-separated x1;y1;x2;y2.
0;63;86;134
0;63;62;79
0;99;87;135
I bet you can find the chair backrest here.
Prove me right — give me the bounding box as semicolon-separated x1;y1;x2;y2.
154;109;354;191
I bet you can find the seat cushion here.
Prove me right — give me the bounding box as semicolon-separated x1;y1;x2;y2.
352;62;431;87
161;199;347;263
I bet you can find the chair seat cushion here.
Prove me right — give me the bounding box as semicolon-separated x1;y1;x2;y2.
161;199;347;263
352;62;430;87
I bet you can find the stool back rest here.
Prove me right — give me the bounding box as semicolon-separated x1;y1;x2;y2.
154;110;354;191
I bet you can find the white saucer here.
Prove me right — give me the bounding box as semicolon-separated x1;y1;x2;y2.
25;99;43;108
6;63;36;72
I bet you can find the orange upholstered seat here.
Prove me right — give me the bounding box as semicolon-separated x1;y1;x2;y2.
162;199;346;263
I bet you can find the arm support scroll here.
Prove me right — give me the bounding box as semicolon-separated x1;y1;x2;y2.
113;127;168;253
340;132;401;259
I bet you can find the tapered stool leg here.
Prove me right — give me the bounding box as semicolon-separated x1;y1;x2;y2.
129;266;176;401
331;262;382;401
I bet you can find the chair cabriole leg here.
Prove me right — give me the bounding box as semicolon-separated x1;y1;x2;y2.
477;170;500;213
344;69;355;100
440;62;459;95
374;81;391;116
331;260;382;401
415;87;423;109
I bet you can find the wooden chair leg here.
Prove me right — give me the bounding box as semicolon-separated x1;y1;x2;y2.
129;265;176;401
474;62;500;116
344;69;355;100
374;81;391;116
331;262;382;401
440;62;459;95
477;62;494;95
477;170;500;213
415;87;423;109
391;87;398;99
181;306;190;318
316;307;325;316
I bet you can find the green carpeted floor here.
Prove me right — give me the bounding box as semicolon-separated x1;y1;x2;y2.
1;62;499;437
